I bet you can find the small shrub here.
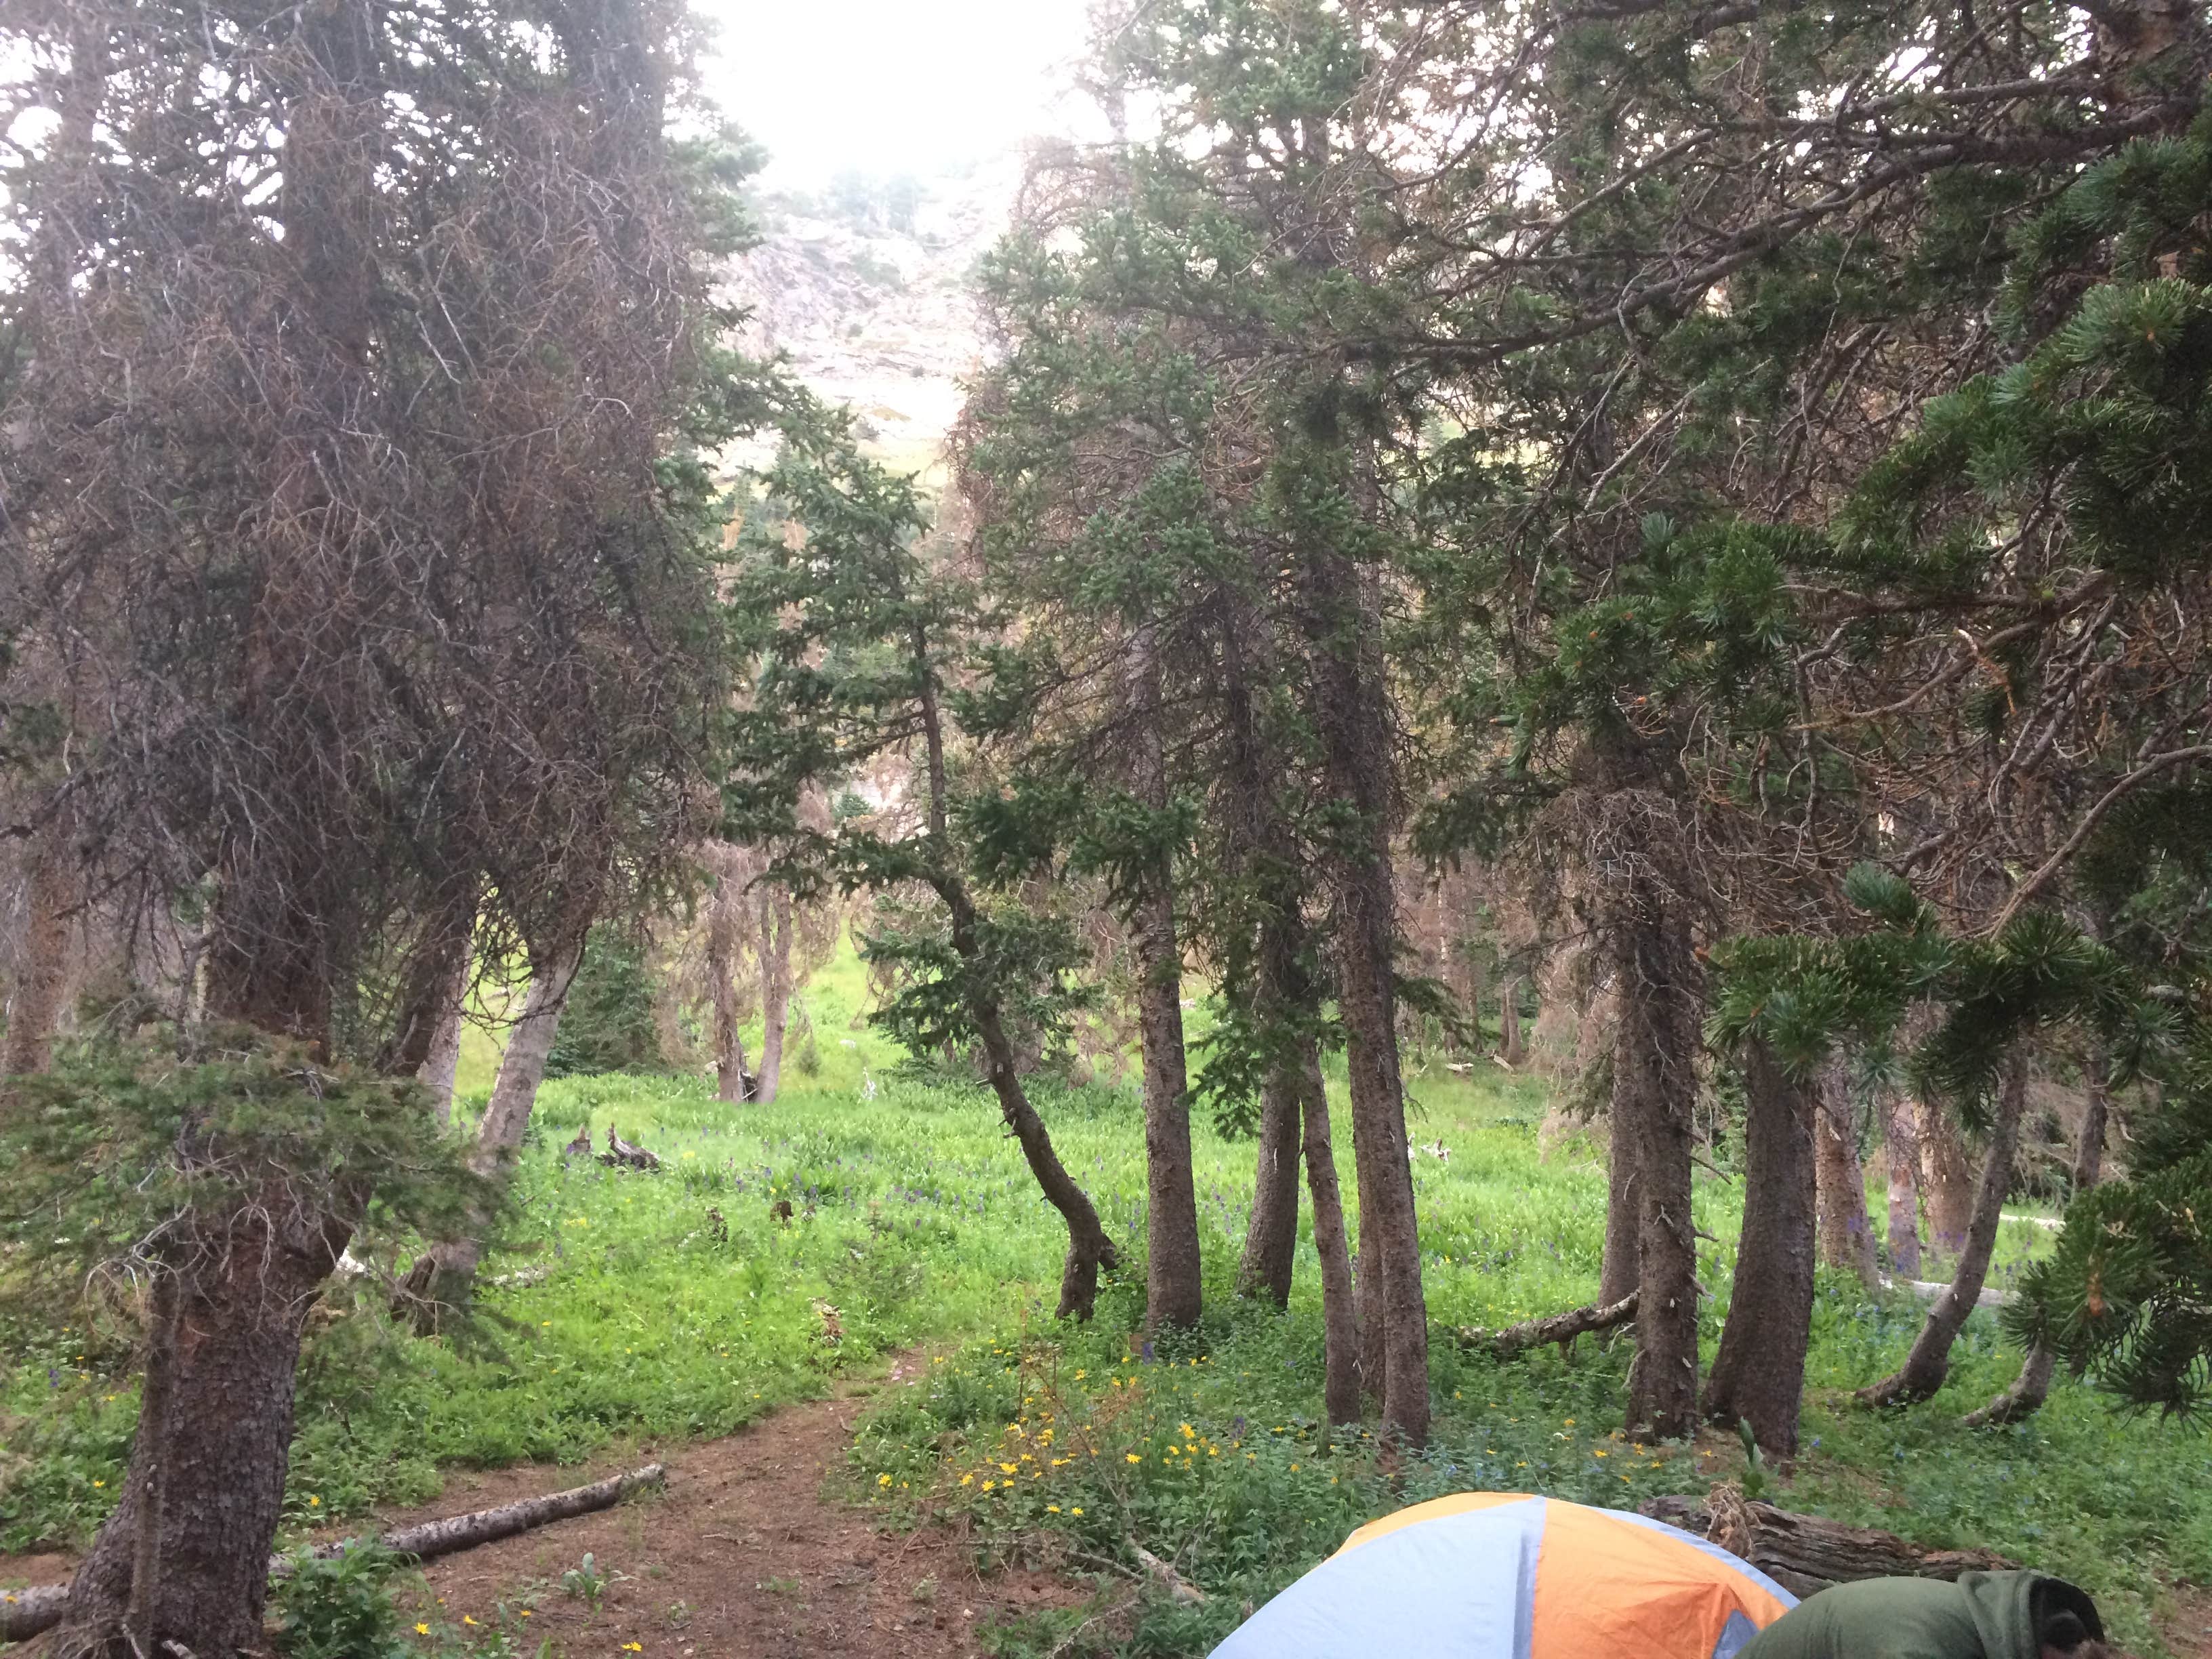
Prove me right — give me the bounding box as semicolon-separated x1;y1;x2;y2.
270;1542;413;1659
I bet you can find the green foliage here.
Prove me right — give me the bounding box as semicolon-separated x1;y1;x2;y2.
558;1551;614;1609
0;1028;491;1326
546;928;668;1079
270;1542;415;1659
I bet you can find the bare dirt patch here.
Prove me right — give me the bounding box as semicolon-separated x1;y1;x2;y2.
375;1356;1083;1659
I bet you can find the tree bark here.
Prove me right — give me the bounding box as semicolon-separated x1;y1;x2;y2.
1296;1041;1362;1426
1815;1070;1879;1287
1238;1065;1302;1306
415;952;468;1128
4;799;77;1076
1961;1340;2057;1428
51;1202;349;1659
316;1463;665;1565
1499;976;1526;1067
1704;1039;1818;1458
705;847;753;1103
1878;1089;1923;1279
1918;1097;1976;1262
1612;884;1702;1441
754;883;792;1103
2072;1046;2109;1192
1860;1051;2028;1407
1134;871;1201;1332
1303;549;1429;1446
1599;1099;1641;1306
398;939;583;1325
1969;1048;2110;1426
1127;630;1202;1334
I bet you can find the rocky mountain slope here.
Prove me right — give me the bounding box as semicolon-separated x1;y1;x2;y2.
725;163;1018;476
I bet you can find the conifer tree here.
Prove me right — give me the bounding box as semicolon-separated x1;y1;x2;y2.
724;415;1122;1319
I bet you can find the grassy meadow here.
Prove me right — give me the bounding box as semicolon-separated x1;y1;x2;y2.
4;939;2208;1655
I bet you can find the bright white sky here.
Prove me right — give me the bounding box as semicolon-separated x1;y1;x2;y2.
701;0;1093;186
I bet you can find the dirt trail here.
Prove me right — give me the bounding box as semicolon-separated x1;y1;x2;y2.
3;1356;1086;1658
381;1356;1082;1658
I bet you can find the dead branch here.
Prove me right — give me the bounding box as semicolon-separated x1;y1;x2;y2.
1458;1290;1639;1359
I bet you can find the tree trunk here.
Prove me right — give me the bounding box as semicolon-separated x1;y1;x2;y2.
1918;1097;1975;1263
1961;1341;2057;1428
2072;1047;2109;1192
1969;1049;2110;1425
52;1202;350;1659
1127;628;1202;1334
1704;1039;1818;1458
1303;548;1429;1446
974;985;1120;1319
1296;1041;1362;1426
1815;1071;1878;1287
1134;874;1201;1332
415;953;468;1128
398;939;583;1324
1612;885;1702;1441
1859;1051;2028;1407
915;659;1116;1319
1600;1099;1641;1306
705;849;752;1103
1238;1065;1302;1306
1878;1089;1923;1279
753;884;792;1103
1499;977;1525;1067
5;800;77;1076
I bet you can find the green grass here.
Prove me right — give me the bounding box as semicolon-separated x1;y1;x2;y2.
3;942;2205;1656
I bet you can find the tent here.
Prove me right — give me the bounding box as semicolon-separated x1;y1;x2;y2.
1212;1492;1797;1659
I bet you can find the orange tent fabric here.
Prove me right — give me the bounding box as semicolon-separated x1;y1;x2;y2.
1215;1492;1795;1659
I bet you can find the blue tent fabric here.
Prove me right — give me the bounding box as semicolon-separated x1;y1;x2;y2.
1210;1494;1797;1659
1213;1497;1553;1659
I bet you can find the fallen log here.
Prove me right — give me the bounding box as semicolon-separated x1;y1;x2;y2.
0;1464;664;1643
1641;1485;2014;1601
1458;1290;1638;1359
1;1584;68;1644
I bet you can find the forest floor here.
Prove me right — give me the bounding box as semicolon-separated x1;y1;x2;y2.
376;1352;1091;1659
0;1352;1097;1659
7;943;2209;1656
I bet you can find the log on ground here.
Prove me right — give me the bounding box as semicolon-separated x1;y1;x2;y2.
0;1463;665;1643
1641;1486;2014;1600
1458;1290;1638;1359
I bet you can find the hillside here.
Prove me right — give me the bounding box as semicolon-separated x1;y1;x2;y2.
726;164;1018;476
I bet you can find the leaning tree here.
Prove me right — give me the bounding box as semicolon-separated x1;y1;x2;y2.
0;0;744;1650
